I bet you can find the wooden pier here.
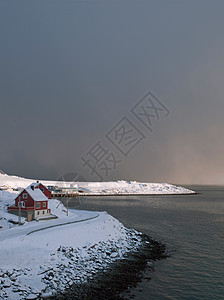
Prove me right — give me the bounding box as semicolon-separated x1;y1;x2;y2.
51;192;81;198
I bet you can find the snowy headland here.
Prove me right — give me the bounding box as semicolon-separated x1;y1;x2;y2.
0;173;195;195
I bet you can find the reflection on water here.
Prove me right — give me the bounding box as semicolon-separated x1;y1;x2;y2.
58;185;224;299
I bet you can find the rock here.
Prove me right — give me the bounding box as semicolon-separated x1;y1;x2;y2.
147;261;154;269
52;281;58;289
26;294;38;300
41;292;53;298
3;281;11;288
68;280;73;286
110;252;118;258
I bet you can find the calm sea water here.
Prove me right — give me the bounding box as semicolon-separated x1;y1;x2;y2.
63;185;224;299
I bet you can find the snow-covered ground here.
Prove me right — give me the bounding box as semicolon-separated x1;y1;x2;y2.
0;173;195;299
0;173;195;195
0;193;143;299
77;181;194;195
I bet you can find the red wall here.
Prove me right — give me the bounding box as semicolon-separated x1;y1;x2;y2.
15;190;34;208
36;183;51;199
35;200;48;210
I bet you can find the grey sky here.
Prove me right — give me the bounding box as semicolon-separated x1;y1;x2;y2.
1;0;224;184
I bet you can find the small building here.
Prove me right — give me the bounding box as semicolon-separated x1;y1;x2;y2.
8;183;51;221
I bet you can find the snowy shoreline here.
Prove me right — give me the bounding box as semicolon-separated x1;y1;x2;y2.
0;189;155;299
0;210;166;300
0;173;195;195
0;173;192;299
76;192;196;196
63;234;167;300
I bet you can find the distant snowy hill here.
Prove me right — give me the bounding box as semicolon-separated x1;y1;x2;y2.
0;173;195;195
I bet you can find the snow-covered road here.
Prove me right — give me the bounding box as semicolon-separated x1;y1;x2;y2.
0;210;99;242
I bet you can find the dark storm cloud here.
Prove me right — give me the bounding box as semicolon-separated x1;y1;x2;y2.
1;0;224;184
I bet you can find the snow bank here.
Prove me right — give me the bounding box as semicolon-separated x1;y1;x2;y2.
0;174;195;195
77;180;194;195
0;189;144;299
0;211;143;299
0;191;26;230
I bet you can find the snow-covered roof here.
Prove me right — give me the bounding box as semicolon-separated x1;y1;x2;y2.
25;188;48;202
27;182;42;189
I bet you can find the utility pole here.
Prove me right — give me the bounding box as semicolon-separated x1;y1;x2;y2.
66;191;69;216
18;196;21;225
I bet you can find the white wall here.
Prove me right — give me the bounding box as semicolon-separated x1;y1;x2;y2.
34;209;50;219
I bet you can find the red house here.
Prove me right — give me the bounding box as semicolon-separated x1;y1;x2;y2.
8;183;51;221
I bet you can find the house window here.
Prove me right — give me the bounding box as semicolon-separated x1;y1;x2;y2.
40;188;44;192
36;202;40;209
43;211;45;214
43;202;46;207
23;193;27;199
37;211;40;215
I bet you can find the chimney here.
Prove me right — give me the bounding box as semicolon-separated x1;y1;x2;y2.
37;180;39;183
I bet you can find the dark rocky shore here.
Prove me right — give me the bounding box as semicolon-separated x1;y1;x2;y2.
52;234;168;300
